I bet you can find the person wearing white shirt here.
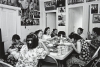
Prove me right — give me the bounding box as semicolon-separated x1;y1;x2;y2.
43;27;51;40
77;28;86;40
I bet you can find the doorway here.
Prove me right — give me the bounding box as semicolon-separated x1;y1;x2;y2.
68;6;83;34
46;12;56;32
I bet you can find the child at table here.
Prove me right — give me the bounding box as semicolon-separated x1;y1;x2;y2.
6;34;24;66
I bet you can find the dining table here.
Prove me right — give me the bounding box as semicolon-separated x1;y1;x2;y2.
42;38;73;67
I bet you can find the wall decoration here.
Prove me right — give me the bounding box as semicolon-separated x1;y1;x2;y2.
58;15;66;21
58;7;66;13
21;18;34;26
44;0;57;11
57;0;65;7
86;0;95;2
93;14;100;23
0;0;40;26
58;21;65;26
33;19;39;25
34;0;40;10
68;0;84;5
91;4;98;14
58;14;66;26
18;0;40;26
34;11;40;18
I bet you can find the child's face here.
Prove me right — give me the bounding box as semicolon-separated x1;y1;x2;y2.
12;40;20;44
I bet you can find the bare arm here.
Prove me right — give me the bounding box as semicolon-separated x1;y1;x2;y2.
40;42;50;55
71;41;81;54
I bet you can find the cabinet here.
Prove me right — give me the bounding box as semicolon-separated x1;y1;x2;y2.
0;4;21;52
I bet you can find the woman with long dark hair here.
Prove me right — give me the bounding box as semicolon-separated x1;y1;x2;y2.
16;34;49;67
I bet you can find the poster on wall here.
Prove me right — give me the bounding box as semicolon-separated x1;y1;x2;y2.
58;7;66;13
33;19;39;25
58;21;65;26
44;0;57;11
58;15;66;21
34;0;40;11
86;0;95;2
57;0;65;7
58;14;66;26
21;18;34;26
93;14;100;23
34;11;40;18
91;4;98;14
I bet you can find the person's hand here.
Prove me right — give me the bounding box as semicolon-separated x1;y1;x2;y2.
8;54;13;59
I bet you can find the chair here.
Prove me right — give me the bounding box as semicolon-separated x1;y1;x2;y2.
58;31;66;37
39;55;58;67
83;46;100;67
70;46;100;67
0;61;13;67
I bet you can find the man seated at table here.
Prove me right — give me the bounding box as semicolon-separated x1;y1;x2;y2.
77;28;86;40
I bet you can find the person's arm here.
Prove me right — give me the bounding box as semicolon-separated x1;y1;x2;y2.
39;42;49;55
71;41;81;54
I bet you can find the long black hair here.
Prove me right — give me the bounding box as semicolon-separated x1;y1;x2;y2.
34;30;43;36
26;34;38;49
69;32;82;41
44;27;50;34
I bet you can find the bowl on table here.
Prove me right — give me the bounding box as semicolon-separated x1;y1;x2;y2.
63;43;72;46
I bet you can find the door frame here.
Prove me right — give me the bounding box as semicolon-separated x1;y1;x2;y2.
45;12;57;28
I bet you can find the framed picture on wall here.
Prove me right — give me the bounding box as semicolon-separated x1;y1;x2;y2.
58;7;66;13
58;21;65;26
57;0;65;7
91;4;98;14
44;1;57;11
93;14;100;23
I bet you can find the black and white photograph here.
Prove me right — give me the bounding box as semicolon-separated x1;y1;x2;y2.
34;11;40;18
21;18;34;26
57;0;65;7
58;21;65;26
44;0;57;11
86;0;95;2
34;19;39;25
93;14;100;23
58;7;66;13
34;0;40;11
1;0;100;67
58;15;66;21
91;4;98;14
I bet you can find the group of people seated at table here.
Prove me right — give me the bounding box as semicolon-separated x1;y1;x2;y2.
5;27;100;67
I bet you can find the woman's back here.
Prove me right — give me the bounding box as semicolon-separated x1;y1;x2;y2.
78;39;91;62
